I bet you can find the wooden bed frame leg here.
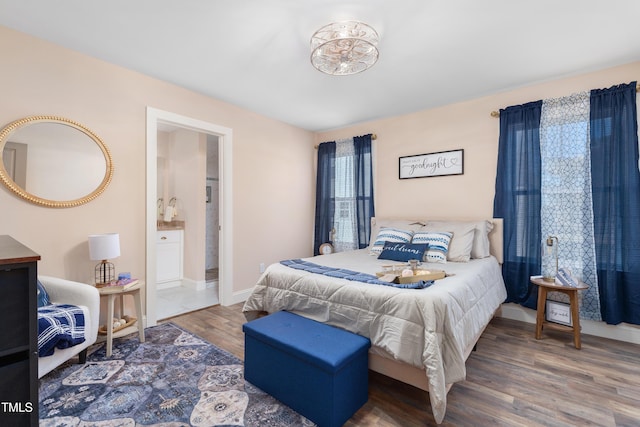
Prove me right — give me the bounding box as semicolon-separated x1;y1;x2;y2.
78;348;88;364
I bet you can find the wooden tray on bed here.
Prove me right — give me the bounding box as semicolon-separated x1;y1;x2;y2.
376;269;446;284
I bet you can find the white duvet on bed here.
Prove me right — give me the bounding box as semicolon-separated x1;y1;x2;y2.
242;249;506;423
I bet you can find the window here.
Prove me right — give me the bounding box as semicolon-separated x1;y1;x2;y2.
314;135;375;255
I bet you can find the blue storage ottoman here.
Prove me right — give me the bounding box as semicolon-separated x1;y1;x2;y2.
242;310;371;427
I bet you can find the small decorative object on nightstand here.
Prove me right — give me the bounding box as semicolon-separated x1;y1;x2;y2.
97;279;145;356
541;235;559;282
531;275;588;349
319;242;334;255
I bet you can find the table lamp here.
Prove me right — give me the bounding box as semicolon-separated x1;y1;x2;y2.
89;233;120;287
542;235;559;282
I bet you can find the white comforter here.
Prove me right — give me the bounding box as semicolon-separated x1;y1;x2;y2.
242;249;506;423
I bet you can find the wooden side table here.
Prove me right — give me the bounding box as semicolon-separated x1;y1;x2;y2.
97;281;145;356
531;277;588;349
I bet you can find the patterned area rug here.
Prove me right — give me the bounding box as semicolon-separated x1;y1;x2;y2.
39;323;315;426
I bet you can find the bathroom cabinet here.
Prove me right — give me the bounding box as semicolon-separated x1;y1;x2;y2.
156;229;183;286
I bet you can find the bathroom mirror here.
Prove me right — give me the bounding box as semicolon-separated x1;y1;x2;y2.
0;116;113;208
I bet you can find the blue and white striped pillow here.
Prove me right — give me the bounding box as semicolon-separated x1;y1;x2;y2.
370;227;415;255
412;231;453;263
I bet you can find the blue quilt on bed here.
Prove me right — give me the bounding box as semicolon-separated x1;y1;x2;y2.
37;304;86;357
280;259;433;289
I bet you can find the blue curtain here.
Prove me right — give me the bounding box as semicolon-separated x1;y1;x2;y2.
493;101;543;308
313;141;336;255
313;135;375;255
590;82;640;325
353;134;375;249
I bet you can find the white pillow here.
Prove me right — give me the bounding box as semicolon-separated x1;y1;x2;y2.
426;220;494;259
412;231;453;263
368;217;426;250
471;220;494;259
424;222;475;262
370;227;415;255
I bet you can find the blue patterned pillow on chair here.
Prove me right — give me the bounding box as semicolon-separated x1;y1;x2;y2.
412;231;453;263
37;280;51;307
370;227;415;255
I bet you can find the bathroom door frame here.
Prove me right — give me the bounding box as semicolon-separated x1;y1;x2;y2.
145;107;233;327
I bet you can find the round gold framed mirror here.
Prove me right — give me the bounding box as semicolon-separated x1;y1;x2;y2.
0;115;113;208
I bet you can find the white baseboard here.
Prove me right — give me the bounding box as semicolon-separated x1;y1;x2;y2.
499;302;640;345
156;280;182;290
224;288;253;306
182;278;206;291
157;278;211;292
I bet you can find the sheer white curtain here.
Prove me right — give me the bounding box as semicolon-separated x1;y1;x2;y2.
333;138;358;252
540;92;601;320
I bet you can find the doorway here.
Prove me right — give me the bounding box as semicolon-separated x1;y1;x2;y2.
155;130;219;319
145;107;233;328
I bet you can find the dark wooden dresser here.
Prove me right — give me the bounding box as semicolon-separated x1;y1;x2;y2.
0;235;40;426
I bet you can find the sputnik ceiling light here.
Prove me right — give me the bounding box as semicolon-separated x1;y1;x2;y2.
310;21;379;76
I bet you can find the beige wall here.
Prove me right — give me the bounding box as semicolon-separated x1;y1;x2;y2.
317;61;640;222
0;26;315;296
2;23;639;315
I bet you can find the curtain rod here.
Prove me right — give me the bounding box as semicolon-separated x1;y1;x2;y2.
490;83;640;117
314;133;377;149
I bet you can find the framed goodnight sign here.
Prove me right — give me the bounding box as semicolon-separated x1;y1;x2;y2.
399;149;464;179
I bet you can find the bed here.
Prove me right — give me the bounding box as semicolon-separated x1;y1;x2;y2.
242;217;507;424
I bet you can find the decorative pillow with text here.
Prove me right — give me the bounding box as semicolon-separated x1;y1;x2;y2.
378;242;429;262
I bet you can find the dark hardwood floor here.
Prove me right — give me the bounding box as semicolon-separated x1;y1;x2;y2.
167;304;640;426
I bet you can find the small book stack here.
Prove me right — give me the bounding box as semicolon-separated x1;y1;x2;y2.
99;278;139;293
556;268;579;287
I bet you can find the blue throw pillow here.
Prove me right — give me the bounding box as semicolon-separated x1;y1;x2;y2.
37;280;51;307
377;242;428;262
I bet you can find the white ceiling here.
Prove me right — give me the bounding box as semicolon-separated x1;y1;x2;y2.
1;0;640;131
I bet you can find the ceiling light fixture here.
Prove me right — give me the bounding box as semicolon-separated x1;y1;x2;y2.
310;21;379;76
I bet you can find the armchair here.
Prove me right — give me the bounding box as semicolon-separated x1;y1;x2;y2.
37;276;100;378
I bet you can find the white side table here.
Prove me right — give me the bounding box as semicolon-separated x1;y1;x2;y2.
97;281;145;356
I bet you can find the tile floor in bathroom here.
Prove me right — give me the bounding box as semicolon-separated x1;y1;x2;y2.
157;279;219;320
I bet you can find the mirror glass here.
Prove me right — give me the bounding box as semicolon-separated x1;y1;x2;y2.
0;116;113;207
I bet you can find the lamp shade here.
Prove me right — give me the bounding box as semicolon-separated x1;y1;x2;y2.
88;233;120;261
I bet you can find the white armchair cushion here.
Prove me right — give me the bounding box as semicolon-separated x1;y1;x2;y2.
37;276;100;378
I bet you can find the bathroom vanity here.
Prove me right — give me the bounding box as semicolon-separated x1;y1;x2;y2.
156;221;184;287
